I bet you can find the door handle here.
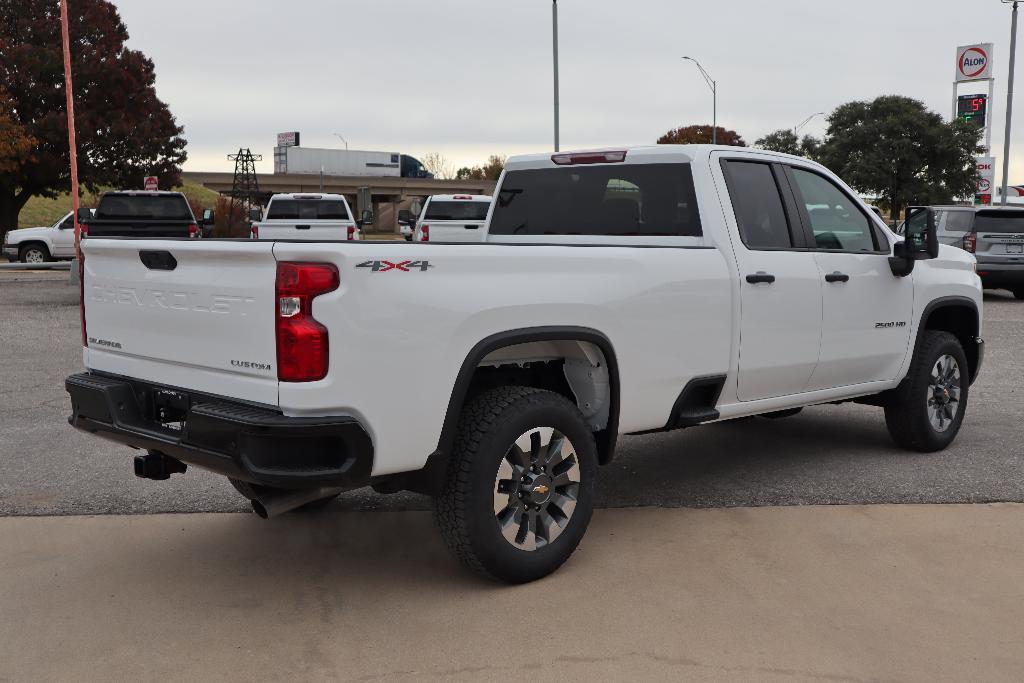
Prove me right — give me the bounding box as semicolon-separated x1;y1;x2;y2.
745;272;776;284
295;224;311;230
824;271;850;283
464;225;479;229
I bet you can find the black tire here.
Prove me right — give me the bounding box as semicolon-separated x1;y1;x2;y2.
884;331;969;452
228;478;338;513
1011;287;1024;300
433;386;598;584
760;407;803;419
19;243;52;264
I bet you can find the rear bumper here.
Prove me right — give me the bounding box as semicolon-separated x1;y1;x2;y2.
65;372;374;489
975;260;1024;287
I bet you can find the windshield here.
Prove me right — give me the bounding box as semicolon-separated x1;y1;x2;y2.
95;195;192;220
974;210;1024;233
266;199;350;220
937;210;974;236
423;201;490;221
489;163;702;237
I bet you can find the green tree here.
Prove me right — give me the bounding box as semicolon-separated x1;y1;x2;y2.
817;96;982;215
754;129;821;159
455;154;505;181
0;0;187;238
657;125;746;146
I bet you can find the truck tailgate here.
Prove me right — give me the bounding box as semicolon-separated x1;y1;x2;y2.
82;239;279;406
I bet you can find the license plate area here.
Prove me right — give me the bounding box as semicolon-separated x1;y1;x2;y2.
150;389;190;432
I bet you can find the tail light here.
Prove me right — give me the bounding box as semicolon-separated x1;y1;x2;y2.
188;223;199;239
347;225;356;241
251;224;259;239
276;262;339;382
421;225;430;242
962;233;976;253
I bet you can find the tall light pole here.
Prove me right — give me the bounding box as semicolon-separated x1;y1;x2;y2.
793;112;825;136
552;0;560;152
682;56;717;144
1002;0;1019;205
332;133;348;150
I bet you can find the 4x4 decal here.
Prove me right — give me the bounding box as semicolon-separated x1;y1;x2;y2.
356;260;433;272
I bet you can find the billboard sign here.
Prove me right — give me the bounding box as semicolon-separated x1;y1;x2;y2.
956;44;994;82
277;131;300;147
143;176;158;191
975;156;995;204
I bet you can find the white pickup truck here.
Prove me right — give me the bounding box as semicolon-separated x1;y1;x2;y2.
250;193;362;241
412;194;492;242
66;146;983;583
3;210;83;263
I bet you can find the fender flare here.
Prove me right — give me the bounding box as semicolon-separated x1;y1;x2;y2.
435;325;621;466
914;295;982;383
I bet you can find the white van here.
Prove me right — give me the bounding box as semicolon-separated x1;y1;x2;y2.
413;195;491;242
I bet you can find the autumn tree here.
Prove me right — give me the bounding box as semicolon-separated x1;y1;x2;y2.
0;0;187;238
455;154;506;181
657;125;746;146
817;96;982;215
0;88;35;175
421;152;456;180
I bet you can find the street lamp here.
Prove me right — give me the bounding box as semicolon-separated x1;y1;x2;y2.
682;56;717;144
793;112;825;136
552;0;560;152
1001;0;1019;205
332;133;348;150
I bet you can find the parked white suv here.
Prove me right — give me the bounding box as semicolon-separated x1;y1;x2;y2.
251;193;361;241
66;145;982;583
3;211;86;263
413;194;491;242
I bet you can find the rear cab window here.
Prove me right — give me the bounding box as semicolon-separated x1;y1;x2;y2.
95;195;193;220
488;163;703;239
266;199;351;221
721;161;795;249
423;201;490;221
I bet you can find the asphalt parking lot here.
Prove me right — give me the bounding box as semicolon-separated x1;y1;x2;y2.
2;271;1022;516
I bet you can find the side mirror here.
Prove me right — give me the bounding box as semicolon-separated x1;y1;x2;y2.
248;207;262;222
358;209;374;228
889;206;938;277
903;206;939;259
202;208;215;224
76;207;92;223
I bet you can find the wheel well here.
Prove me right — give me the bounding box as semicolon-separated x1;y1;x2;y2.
19;241;48;254
921;302;979;379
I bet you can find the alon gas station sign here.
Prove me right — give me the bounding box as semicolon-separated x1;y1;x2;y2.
976;156;995;205
956;44;994;82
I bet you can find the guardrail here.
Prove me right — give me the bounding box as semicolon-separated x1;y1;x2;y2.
0;261;72;271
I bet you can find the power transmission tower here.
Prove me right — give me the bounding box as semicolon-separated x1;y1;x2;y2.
226;148;263;236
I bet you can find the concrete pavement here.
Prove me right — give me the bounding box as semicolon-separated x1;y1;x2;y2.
3;504;1023;681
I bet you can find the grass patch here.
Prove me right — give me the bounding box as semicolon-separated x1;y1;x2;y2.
18;180;222;228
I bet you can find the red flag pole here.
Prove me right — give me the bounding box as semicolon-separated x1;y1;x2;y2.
59;0;80;258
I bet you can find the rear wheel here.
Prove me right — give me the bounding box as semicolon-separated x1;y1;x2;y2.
434;386;598;584
884;331;969;452
19;243;51;264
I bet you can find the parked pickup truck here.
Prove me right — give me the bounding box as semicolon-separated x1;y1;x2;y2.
77;191;211;239
250;193;363;241
412;194;492;242
66;146;983;583
3;210;90;263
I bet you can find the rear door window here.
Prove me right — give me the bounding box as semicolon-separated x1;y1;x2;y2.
937;209;974;237
489;163;702;237
423;201;491;221
722;161;794;249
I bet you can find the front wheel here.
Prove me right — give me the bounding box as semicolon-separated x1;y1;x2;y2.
884;331;969;452
434;386;598;583
19;244;51;264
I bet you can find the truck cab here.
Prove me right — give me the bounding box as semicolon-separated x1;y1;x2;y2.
413;194;492;242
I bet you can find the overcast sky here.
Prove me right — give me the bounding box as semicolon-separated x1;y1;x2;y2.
112;0;1024;180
